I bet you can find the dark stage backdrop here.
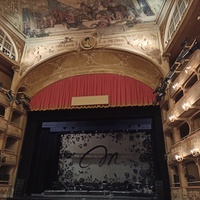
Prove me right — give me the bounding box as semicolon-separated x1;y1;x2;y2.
15;106;170;199
58;131;154;193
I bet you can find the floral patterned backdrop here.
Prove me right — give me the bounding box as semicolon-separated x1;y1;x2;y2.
58;131;155;193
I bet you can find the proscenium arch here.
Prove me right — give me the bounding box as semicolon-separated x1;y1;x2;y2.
19;49;164;97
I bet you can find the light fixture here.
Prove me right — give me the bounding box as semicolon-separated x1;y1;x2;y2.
169;115;176;122
184;66;191;74
15;96;22;105
172;83;179;89
182;102;190;111
175;155;183;162
191;148;200;157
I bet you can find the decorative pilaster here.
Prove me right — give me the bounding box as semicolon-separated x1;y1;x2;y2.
178;163;188;200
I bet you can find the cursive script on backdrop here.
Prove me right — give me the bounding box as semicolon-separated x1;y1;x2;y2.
79;145;122;168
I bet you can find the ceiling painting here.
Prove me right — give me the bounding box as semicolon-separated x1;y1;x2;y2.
0;0;164;38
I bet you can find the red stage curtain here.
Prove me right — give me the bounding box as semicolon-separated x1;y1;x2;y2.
30;74;155;110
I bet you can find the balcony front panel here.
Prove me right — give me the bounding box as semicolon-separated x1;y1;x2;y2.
187;188;200;200
0;117;8;131
1;152;17;165
0;185;11;199
168;130;200;163
0;93;10;107
12;103;26;114
167;80;200;124
171;188;182;200
7;124;22;138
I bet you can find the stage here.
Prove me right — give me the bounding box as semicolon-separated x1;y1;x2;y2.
8;190;158;200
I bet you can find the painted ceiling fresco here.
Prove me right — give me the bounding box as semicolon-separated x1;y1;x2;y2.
1;0;164;37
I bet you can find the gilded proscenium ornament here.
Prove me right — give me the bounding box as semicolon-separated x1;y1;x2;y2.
20;49;162;97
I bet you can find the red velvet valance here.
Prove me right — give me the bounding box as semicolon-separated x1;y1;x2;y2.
30;74;155;111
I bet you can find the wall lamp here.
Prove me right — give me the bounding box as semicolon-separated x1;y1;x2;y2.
175;155;183;162
182;102;190;111
169;115;176;122
172;83;179;90
191;148;200;157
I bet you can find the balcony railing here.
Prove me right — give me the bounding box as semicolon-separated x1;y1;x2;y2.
166;80;200;126
167;130;200;163
170;50;200;97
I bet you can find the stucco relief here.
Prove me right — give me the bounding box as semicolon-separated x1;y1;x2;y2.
172;189;181;200
20;30;162;75
21;50;162;97
20;37;78;75
188;190;200;200
124;33;161;63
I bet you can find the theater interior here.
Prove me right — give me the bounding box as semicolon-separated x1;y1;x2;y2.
0;0;200;200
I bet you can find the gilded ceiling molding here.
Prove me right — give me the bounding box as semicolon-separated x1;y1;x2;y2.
19;49;163;97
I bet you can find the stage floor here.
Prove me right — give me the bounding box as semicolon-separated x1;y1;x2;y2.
9;190;158;200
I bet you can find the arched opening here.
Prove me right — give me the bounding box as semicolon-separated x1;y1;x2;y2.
191;112;200;132
179;122;190;139
0;104;5;117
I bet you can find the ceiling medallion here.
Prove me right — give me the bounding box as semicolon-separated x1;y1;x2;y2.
80;36;96;50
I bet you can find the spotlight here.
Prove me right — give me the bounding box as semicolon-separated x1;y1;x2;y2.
22;101;30;111
24;94;31;102
176;39;200;63
15;96;22;105
5;90;14;101
165;70;175;83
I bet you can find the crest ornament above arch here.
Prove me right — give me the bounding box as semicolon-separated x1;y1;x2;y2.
80;36;96;50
